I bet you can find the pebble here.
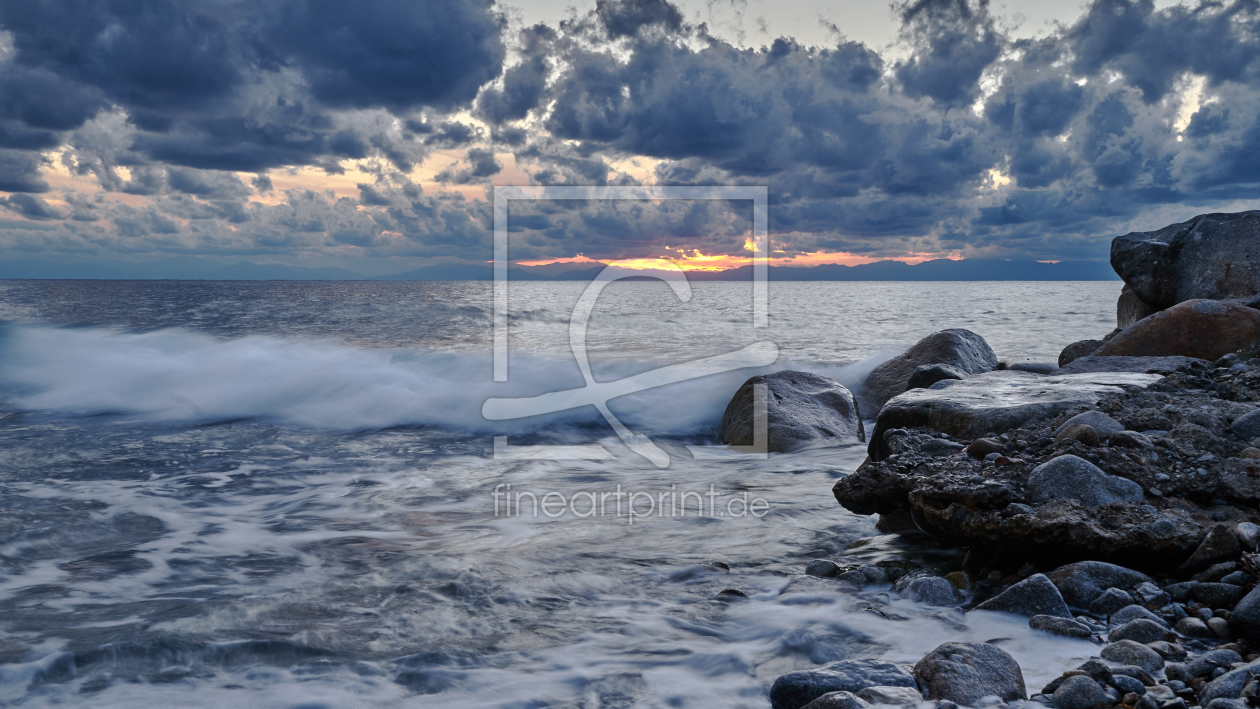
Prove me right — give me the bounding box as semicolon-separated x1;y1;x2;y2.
1176;617;1213;638
1208;616;1233;639
1110;674;1146;696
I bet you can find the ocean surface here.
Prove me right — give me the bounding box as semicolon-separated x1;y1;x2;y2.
0;279;1120;708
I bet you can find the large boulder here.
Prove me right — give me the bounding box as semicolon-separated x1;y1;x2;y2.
862;329;998;409
1026;455;1144;508
770;660;917;709
866;370;1162;460
720;371;864;453
913;642;1027;705
1111;211;1260;310
973;573;1072;618
1048;562;1154;608
1091;300;1260;362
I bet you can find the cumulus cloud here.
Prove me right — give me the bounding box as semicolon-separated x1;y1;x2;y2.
4;0;1260;269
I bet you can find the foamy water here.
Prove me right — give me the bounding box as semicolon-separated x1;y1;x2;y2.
0;279;1120;707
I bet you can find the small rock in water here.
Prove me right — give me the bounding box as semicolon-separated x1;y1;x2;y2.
806;560;842;578
945;571;974;591
1055;423;1101;446
770;659;918;709
904;576;963;606
1089;587;1135;615
1026;455;1144;508
1052;675;1109;709
800;692;870;709
973;574;1073;618
913;642;1027;705
1175;617;1213;638
1029;615;1092;638
716;588;748;601
1055;411;1126;439
1109;619;1169;644
1100;640;1165;673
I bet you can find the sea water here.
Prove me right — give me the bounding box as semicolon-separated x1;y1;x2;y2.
0;279;1119;707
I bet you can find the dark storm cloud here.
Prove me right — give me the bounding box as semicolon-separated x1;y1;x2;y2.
895;0;1002;108
1;193;62;220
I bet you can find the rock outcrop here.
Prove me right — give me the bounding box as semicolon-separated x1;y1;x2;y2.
720;370;864;452
862;330;998;409
865;370;1162;460
1111;211;1260;311
1091;300;1260;362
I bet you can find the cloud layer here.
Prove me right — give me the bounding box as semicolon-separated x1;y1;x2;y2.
3;0;1260;269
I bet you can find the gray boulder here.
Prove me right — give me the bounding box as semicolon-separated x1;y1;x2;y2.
1054;412;1125;440
1109;619;1168;644
907;363;967;391
1231;409;1260;441
903;576;963;606
974;574;1072;618
1053;675;1110;709
1029;615;1092;638
1048;562;1154;607
720;371;864;453
867;371;1162;460
1060;339;1105;367
1228;585;1260;640
801;692;870;709
1099;640;1164;673
862;329;998;409
770;659;917;709
1026;455;1144;508
913;642;1027;705
1111;211;1260;310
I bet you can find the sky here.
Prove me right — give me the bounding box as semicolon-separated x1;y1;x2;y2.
0;0;1256;275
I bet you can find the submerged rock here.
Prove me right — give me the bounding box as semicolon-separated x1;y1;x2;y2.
862;329;999;409
720;370;864;452
1092;300;1260;362
770;660;917;709
913;642;1026;705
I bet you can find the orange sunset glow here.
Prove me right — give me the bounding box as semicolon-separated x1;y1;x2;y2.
515;249;964;272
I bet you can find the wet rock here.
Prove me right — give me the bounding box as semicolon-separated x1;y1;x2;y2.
1110;619;1169;643
903;576;964;606
1209;616;1233;638
1090;588;1135;615
1112;605;1169;627
1193;583;1246;609
1236;522;1260;551
863;330;999;409
770;659;917;709
721;371;865;452
913;642;1027;705
1205;699;1248;709
1052;675;1109;709
1231;410;1260;440
1030;615;1092;638
1111;211;1260;310
1165;582;1199;603
1111;674;1147;696
855;686;924;706
1201;663;1260;704
1056;356;1211;375
1175;617;1213;638
1008;362;1060;374
716;588;748;601
866;371;1162;460
1055;424;1101;446
1133;582;1171;609
974;574;1072;618
1092;300;1260;362
1060;339;1105;367
908;364;967;391
806;560;843;578
1026;455;1144;508
1183;649;1244;679
800;692;870;709
1055;411;1126;440
1147;642;1187;660
1049;562;1155;608
1112;665;1157;686
1100;640;1164;673
1177;525;1242;575
1228;586;1260;639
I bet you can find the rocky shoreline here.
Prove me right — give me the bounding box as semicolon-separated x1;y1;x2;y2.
722;211;1260;709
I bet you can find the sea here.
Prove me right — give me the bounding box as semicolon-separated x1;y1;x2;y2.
0;279;1121;708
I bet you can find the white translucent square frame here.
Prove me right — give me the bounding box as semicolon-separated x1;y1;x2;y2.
490;185;771;464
